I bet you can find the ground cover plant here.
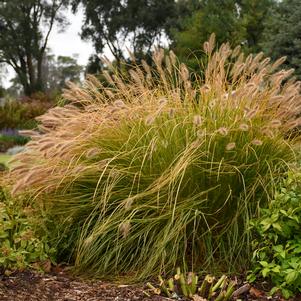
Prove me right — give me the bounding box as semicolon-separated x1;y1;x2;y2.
249;170;301;298
0;174;55;273
5;35;301;281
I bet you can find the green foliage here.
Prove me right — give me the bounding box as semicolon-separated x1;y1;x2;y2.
239;0;274;53
172;0;243;69
170;0;275;69
73;0;176;64
249;171;301;299
146;268;235;300
71;110;292;280
0;155;10;172
261;0;301;80
0;183;56;272
44;54;83;91
85;55;103;75
0;163;7;173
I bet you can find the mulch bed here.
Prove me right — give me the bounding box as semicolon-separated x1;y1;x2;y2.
0;269;299;301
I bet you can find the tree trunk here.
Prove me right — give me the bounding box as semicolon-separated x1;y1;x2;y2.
36;54;44;92
18;57;33;96
18;71;32;96
26;52;36;89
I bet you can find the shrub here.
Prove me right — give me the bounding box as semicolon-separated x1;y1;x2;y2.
0;175;55;272
249;170;301;299
0;94;53;130
0;163;6;172
6;36;301;280
0;129;29;152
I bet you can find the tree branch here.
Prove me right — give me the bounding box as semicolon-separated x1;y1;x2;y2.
40;0;64;56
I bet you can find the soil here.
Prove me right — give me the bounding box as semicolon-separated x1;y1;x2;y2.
0;268;299;301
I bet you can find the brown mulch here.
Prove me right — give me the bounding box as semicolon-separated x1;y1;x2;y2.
0;269;159;301
0;269;299;301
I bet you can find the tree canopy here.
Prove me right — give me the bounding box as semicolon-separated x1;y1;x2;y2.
171;0;242;69
169;0;275;69
239;0;274;53
44;54;83;92
72;0;176;65
262;0;301;79
0;0;69;95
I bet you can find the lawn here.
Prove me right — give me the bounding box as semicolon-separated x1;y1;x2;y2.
0;154;11;166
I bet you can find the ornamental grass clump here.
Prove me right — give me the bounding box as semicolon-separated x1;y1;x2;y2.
6;35;301;280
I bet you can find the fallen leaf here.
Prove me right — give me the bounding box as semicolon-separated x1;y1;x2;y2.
118;284;130;288
250;286;265;297
41;259;52;272
192;295;207;301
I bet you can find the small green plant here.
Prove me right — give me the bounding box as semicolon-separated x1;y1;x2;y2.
249;170;301;299
146;268;236;300
0;183;56;272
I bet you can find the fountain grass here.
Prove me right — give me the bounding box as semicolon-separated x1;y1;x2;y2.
6;35;301;280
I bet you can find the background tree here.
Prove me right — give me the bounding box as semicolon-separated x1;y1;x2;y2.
0;0;69;96
171;0;243;69
170;0;275;69
238;0;274;53
262;0;301;80
0;64;6;99
44;54;83;92
72;0;176;66
6;53;83;97
85;55;103;75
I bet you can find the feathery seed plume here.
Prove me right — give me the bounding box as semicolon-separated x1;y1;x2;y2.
114;100;126;108
251;139;263;146
145;115;155;126
239;123;249;131
217;127;229;136
226;142;236;151
119;221;131;238
86;148;101;159
193;115;202;126
270;119;282;128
